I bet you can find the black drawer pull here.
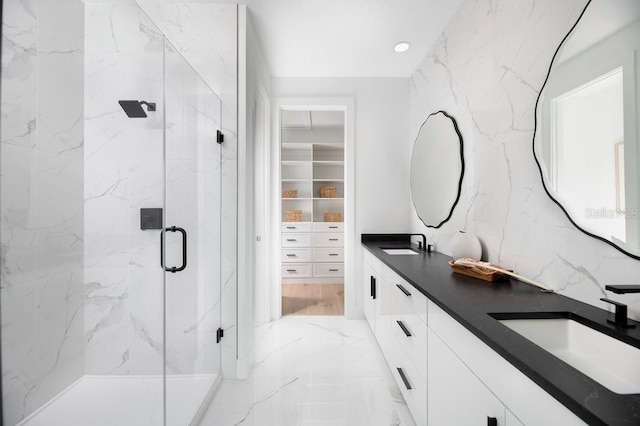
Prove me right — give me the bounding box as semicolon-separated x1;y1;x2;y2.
487;417;497;426
329;238;339;241
328;253;339;256
286;239;297;242
371;276;376;299
396;284;411;296
397;320;412;337
329;269;339;272
286;226;296;229
286;269;296;272
286;254;296;257
329;226;338;229
397;368;412;390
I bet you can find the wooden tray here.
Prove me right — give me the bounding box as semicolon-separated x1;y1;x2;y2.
448;260;511;282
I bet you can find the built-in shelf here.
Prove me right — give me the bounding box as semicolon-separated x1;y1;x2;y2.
281;118;345;283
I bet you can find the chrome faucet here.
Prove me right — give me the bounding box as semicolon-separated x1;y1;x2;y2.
409;234;427;252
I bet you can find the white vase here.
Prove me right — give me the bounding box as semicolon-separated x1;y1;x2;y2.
450;231;482;260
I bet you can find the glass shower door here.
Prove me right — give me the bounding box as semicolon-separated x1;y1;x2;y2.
162;41;223;425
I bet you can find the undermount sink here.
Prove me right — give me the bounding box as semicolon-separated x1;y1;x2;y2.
498;317;640;394
381;248;420;255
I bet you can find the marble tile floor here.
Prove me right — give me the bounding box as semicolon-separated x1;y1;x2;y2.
199;316;416;426
18;374;217;426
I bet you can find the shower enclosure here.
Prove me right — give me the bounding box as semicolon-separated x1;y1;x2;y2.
1;1;223;424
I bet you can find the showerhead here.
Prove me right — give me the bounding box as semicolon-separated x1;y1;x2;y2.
118;100;156;118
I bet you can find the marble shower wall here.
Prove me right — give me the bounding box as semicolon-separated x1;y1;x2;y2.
84;2;225;377
409;0;640;320
1;0;85;424
137;2;239;378
83;2;166;375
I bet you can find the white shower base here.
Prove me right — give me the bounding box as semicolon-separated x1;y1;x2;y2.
18;374;220;426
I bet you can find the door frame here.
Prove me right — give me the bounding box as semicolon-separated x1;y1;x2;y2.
253;80;271;325
270;97;356;319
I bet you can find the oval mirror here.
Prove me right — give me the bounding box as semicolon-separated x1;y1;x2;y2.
533;0;640;258
410;110;464;228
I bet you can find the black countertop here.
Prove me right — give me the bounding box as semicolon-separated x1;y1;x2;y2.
362;234;640;426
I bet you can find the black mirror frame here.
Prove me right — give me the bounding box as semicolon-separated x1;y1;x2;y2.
532;0;640;261
411;110;465;229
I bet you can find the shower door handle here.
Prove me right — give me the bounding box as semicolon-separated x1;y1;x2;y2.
160;226;187;273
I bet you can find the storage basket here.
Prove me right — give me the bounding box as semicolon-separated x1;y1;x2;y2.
323;212;342;222
282;189;298;198
320;186;337;198
285;210;303;222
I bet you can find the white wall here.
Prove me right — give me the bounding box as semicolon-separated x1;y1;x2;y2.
236;7;272;377
271;78;411;315
408;0;640;320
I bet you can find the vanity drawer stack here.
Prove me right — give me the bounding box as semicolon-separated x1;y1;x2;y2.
363;251;427;425
282;222;344;282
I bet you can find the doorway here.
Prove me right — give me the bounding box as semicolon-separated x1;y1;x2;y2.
278;107;349;317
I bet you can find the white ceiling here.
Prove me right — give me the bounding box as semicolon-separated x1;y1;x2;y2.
245;0;465;78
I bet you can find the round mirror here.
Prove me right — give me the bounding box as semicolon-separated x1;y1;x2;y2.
410;110;464;228
533;0;640;258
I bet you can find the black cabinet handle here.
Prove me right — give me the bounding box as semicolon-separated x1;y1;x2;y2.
397;368;412;390
329;269;339;272
286;239;297;242
370;276;377;299
286;254;296;257
286;226;296;229
329;226;338;229
160;226;187;273
329;238;339;241
396;284;411;296
397;320;412;337
487;417;497;426
329;253;339;256
286;269;296;272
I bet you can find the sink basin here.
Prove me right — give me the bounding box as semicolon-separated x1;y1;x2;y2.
382;248;420;255
499;318;640;394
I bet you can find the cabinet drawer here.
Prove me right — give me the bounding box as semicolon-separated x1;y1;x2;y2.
389;345;427;426
391;291;427;383
386;270;427;324
282;263;311;278
313;248;344;262
313;263;344;277
281;248;311;262
281;222;312;233
313;222;344;233
281;233;311;247
312;233;343;247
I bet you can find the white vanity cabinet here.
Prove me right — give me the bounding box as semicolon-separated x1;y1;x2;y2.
427;299;585;426
364;251;427;425
362;248;585;426
427;327;506;425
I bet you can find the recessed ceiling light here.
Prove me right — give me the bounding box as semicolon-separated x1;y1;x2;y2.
394;41;411;53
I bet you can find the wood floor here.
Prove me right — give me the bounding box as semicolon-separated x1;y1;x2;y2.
281;283;344;316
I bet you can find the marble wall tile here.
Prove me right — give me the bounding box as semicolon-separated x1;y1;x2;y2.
84;267;130;374
409;0;640;320
2;0;85;422
0;282;39;425
1;0;38;151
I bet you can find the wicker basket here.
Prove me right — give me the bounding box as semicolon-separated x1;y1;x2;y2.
282;189;298;198
324;212;342;222
320;186;337;198
285;210;303;222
